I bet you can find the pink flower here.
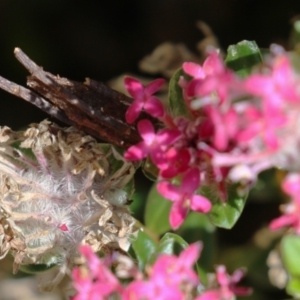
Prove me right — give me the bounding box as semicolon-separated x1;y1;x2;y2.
245;54;299;150
159;147;191;178
124;119;181;167
123;243;202;300
197;265;251;300
151;242;202;286
124;77;165;123
270;173;300;234
244;54;299;150
183;61;206;79
157;168;212;229
123;280;183;300
184;51;238;105
236;103;285;150
183;50;225;80
245;54;298;109
71;246;122;300
203;106;238;151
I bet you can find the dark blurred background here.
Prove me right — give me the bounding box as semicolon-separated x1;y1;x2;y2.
1;1;300;299
0;0;300;129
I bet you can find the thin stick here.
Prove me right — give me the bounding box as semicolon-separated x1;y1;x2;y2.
0;48;150;148
0;48;163;147
0;75;72;125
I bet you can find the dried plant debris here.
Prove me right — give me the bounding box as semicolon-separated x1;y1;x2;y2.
139;42;201;78
0;120;138;290
138;21;221;78
0;48;145;148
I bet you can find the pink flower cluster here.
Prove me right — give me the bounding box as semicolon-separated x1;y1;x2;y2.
72;244;249;300
270;173;300;234
197;265;251;300
71;246;122;300
124;46;300;231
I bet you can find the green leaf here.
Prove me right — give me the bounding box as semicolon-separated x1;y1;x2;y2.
204;184;248;229
142;157;159;181
281;235;300;298
176;212;216;271
168;68;190;117
144;183;172;235
19;263;56;274
225;40;263;77
281;235;300;276
148;233;189;265
130;169;151;221
131;230;157;270
286;277;300;298
156;232;189;255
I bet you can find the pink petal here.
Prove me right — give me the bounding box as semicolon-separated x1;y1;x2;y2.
151;256;176;279
186;78;202;97
124;77;144;99
144;97;165;118
79;246;100;274
137;119;156;145
179;242;202;266
183;62;205;79
157;181;180;202
125;100;143;123
216;265;229;285
159;148;190;178
156;128;181;145
145;78;165;95
196;290;220;300
123;281;150;300
230;286;252;296
231;269;246;284
203;51;224;75
269;215;297;230
190;195;212;213
237;124;260;142
263;128;278;150
245;76;272;95
207;106;228;151
150;148;167;167
124;142;148;161
181;168;200;194
224;109;238;139
282;174;300;195
169;201;188;229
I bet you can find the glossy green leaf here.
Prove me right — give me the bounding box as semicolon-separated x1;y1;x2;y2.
148;233;189;265
281;235;300;276
142;157;159;181
156;232;189;255
225;40;263;77
131;230;157;270
281;235;300;297
176;212;216;271
204;184;248;229
168;68;190;117
144;183;172;235
286;277;300;298
130;169;151;220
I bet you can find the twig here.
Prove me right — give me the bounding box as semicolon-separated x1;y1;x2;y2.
0;48;146;148
0;75;72;125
